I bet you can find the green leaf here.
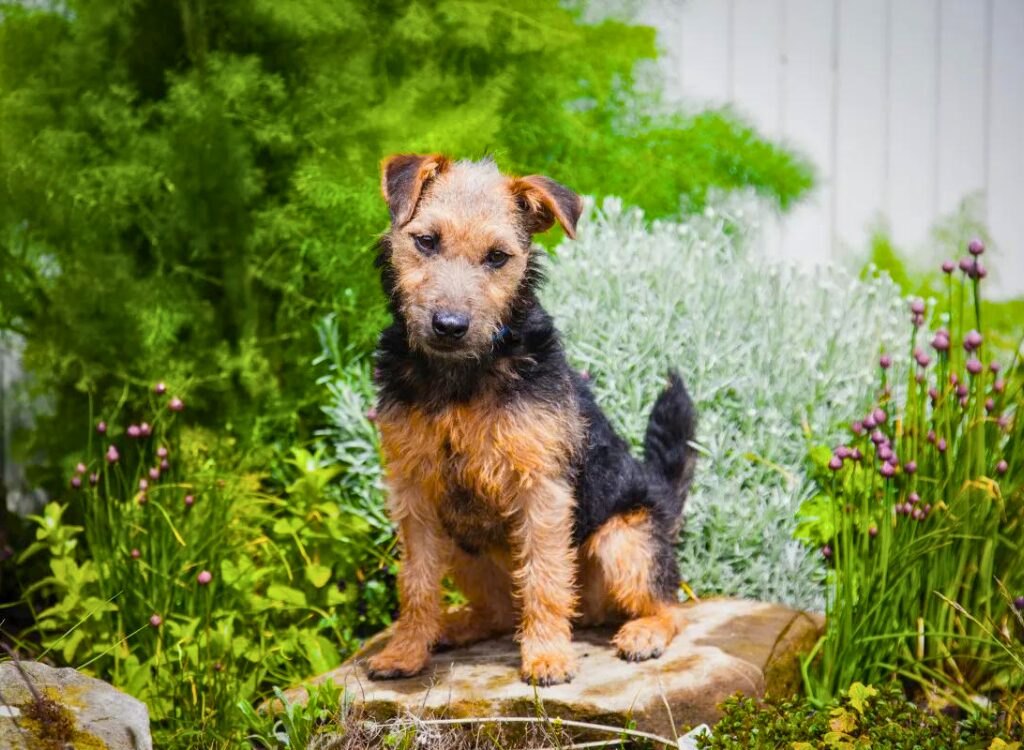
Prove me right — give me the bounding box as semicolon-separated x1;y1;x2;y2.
847;682;877;715
267;584;307;607
304;562;332;589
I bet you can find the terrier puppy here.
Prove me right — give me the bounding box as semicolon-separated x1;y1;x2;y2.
367;154;697;686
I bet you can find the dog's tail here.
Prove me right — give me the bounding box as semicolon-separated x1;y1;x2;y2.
643;370;698;506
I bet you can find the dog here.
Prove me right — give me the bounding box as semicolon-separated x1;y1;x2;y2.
366;154;697;686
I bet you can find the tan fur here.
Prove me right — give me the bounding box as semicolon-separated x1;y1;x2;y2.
438;548;517;648
579;509;686;661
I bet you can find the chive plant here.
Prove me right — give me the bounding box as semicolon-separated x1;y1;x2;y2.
803;240;1023;705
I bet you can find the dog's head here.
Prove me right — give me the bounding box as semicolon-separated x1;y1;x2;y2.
378;154;582;359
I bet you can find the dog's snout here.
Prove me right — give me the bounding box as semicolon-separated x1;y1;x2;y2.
431;310;470;339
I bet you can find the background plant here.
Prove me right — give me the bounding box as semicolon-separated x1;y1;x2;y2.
799;242;1023;704
320;195;908;611
0;0;812;498
13;386;393;748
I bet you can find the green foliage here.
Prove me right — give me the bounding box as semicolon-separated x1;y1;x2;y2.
0;0;812;492
799;250;1024;704
864;229;1024;355
697;682;1022;749
15;389;392;748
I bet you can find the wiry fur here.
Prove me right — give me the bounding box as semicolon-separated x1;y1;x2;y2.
366;155;697;686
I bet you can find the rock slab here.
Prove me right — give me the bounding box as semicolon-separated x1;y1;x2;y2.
284;598;823;736
0;660;152;750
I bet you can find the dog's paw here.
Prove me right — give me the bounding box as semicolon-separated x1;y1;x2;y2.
366;641;430;680
520;649;577;687
612;617;672;662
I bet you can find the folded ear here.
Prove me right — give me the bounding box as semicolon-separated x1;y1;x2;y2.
511;175;583;239
380;153;451;227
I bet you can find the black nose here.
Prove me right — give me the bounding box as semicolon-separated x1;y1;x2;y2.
431;311;470;339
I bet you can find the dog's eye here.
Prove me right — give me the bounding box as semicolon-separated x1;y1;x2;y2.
413;234;437;255
484;249;509;269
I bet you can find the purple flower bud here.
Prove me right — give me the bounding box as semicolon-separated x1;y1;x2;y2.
928;388;939;403
994;379;1005;394
851;421;864;435
910;298;926;315
887;453;900;466
985;398;995;412
149;613;162;627
950;373;959;385
213;662;224;673
877;445;893;461
915;350;931;368
941;260;955;273
184;494;195;507
137;493;147;506
968;238;985;255
1014;596;1024;612
821;545;832;559
879;354;892;369
160;459;170;471
871;430;886;445
956;384;969;398
915;373;925;384
927;430;936;443
105;445;120;464
365;407;378;422
973;263;987;280
964;330;983;351
168;397;185;412
157;446;169;458
996;460;1008;475
197;570;213;585
850;448;863;461
931;333;950;352
959;257;974;273
140;422;151;437
937;438;947;452
828;456;843;471
873;408;887;424
89;472;99;486
998;415;1011;431
863;415;877;430
868;526;878;538
70;476;82;489
154;382;167;395
127;424;141;438
909;492;920;504
97;421;107;434
580;370;591;381
73;462;86;475
903;461;917;474
139;478;148;491
912;508;924;521
913;313;925;328
835;446;851;459
989;361;1000;374
960;395;970;408
880;462;895;478
966;358;983;375
131;548;141;559
149;467;160;480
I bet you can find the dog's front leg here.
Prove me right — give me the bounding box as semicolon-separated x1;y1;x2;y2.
513;475;578;686
367;484;448;680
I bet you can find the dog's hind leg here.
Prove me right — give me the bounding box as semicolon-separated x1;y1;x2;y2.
436;548;516;649
581;509;686;662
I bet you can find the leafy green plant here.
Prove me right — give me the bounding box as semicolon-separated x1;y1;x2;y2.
697;682;1022;749
0;0;812;495
799;241;1023;704
15;385;391;748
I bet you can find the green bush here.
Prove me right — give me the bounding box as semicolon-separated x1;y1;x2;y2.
798;244;1024;704
14;387;392;747
0;0;812;493
697;682;1022;749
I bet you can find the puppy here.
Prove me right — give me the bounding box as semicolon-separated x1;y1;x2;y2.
367;154;696;686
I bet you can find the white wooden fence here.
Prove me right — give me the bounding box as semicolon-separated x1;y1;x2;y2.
639;0;1024;299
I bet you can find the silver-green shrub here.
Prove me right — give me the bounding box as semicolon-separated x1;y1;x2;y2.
320;195;906;610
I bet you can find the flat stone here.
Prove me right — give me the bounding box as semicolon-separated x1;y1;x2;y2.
282;598;823;737
0;660;152;750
